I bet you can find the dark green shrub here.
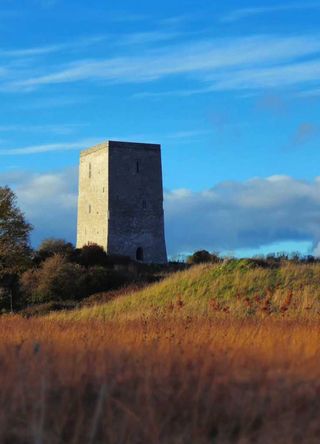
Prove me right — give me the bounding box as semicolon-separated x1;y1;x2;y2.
78;266;130;296
34;238;75;264
75;244;109;268
187;250;221;265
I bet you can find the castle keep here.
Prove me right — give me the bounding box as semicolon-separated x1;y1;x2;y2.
76;140;167;263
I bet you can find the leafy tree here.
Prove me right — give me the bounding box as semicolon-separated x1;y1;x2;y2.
0;186;32;275
0;186;32;310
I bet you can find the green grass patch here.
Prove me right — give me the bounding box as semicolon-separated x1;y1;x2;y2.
50;260;320;321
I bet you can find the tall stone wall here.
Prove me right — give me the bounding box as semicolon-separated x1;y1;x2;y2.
76;140;167;264
107;141;167;263
76;143;109;249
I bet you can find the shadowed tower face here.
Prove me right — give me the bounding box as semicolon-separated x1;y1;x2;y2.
77;141;167;263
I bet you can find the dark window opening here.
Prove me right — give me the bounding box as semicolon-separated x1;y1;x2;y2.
142;200;147;209
136;247;144;262
88;204;91;214
89;163;92;179
136;160;140;173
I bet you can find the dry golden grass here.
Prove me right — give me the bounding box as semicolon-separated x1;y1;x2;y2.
0;316;319;443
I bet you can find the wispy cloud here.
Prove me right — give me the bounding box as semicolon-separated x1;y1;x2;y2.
0;35;107;59
115;30;183;47
221;2;320;23
159;14;198;26
6;34;320;92
0;128;216;155
132;87;214;99
16;95;89;110
205;59;320;91
0;30;180;60
142;58;320;98
104;12;148;23
166;130;213;140
0;123;86;135
296;88;320;98
0;138;101;155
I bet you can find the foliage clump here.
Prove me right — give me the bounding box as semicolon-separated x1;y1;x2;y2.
34;238;75;264
0;186;32;278
0;187;33;310
187;250;221;265
20;254;131;304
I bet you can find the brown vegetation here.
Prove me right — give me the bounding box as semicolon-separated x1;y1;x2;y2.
0;316;319;443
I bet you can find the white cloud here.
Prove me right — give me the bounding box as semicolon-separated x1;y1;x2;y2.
221;3;320;23
115;30;183;47
164;176;320;255
5;34;320;92
2;169;320;256
205;59;320;91
138;58;320;98
0;29;181;63
16;96;89;110
0;138;101;155
0;123;86;135
0;169;78;246
0;129;216;155
0;35;107;59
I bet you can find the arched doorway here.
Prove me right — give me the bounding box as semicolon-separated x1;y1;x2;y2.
136;247;144;261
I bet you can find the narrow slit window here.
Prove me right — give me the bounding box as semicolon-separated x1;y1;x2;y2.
88;204;91;214
136;247;144;261
142;200;147;209
89;163;92;179
136;160;140;173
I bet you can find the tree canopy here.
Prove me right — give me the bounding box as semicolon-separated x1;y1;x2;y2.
0;186;32;278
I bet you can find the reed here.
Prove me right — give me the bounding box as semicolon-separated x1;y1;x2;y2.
0;316;319;443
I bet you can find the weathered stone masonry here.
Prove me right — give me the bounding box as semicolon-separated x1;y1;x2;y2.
77;140;167;263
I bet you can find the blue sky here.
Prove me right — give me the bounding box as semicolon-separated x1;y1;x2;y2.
1;0;320;257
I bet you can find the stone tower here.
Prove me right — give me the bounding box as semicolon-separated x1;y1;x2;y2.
76;140;167;263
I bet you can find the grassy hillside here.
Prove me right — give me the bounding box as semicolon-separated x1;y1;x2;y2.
52;259;320;321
